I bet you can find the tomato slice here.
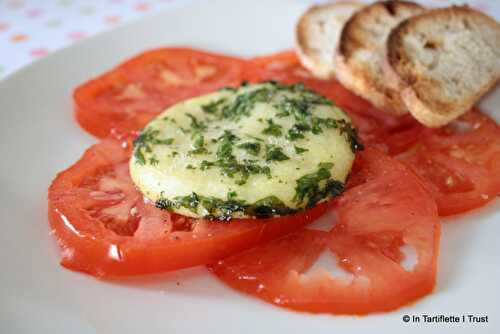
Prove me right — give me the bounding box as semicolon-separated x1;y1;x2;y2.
48;138;329;277
209;149;440;314
397;110;500;216
74;48;245;138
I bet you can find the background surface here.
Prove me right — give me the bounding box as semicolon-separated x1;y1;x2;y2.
1;0;499;80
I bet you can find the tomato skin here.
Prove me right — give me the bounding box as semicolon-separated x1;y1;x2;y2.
49;205;328;277
210;149;440;315
48;139;330;277
74;48;245;138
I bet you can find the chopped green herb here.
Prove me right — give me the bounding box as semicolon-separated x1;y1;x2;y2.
199;82;334;124
135;148;146;165
237;142;261;156
294;145;309;154
149;156;159;165
189;148;208;155
219;87;273;121
275;105;290;118
192;136;205;150
286;123;310;141
201;98;227;114
186;113;207;132
197;130;270;185
262;119;283;137
201;158;271;185
189;133;207;155
311;117;338;134
216;130;239;160
156;138;174;145
294;162;344;208
338;119;364;152
246;134;264;142
176;192;200;210
155;192;296;220
162;116;177;123
245;196;296;217
200;195;248;221
265;145;290;162
133;128;174;165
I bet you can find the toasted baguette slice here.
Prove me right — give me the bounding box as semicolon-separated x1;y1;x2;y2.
296;2;363;80
387;6;500;127
336;1;425;114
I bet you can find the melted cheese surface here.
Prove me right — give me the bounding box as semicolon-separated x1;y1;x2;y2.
130;83;358;218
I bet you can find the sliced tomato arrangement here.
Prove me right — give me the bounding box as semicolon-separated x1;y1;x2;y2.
48;138;329;277
210;149;440;314
54;47;499;315
74;48;245;138
397;110;500;216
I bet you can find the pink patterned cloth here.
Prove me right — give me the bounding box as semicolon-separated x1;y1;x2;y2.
0;0;498;79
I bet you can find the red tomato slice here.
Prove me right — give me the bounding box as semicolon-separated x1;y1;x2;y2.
245;51;424;154
74;48;245;138
209;149;440;314
48;138;329;277
397;110;500;216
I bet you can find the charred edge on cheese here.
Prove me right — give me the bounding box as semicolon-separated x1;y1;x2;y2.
155;192;296;221
154;162;345;220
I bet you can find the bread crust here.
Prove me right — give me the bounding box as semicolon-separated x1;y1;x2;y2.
296;2;362;79
387;5;500;127
336;0;425;115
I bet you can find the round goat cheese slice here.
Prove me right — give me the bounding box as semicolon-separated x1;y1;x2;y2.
130;82;360;219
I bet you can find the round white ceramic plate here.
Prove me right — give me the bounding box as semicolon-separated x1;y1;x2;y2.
0;1;499;333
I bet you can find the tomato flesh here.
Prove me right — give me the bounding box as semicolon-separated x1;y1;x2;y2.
48;139;330;277
210;149;440;314
74;48;245;138
397;110;500;216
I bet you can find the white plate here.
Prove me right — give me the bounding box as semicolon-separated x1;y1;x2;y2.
0;1;499;333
